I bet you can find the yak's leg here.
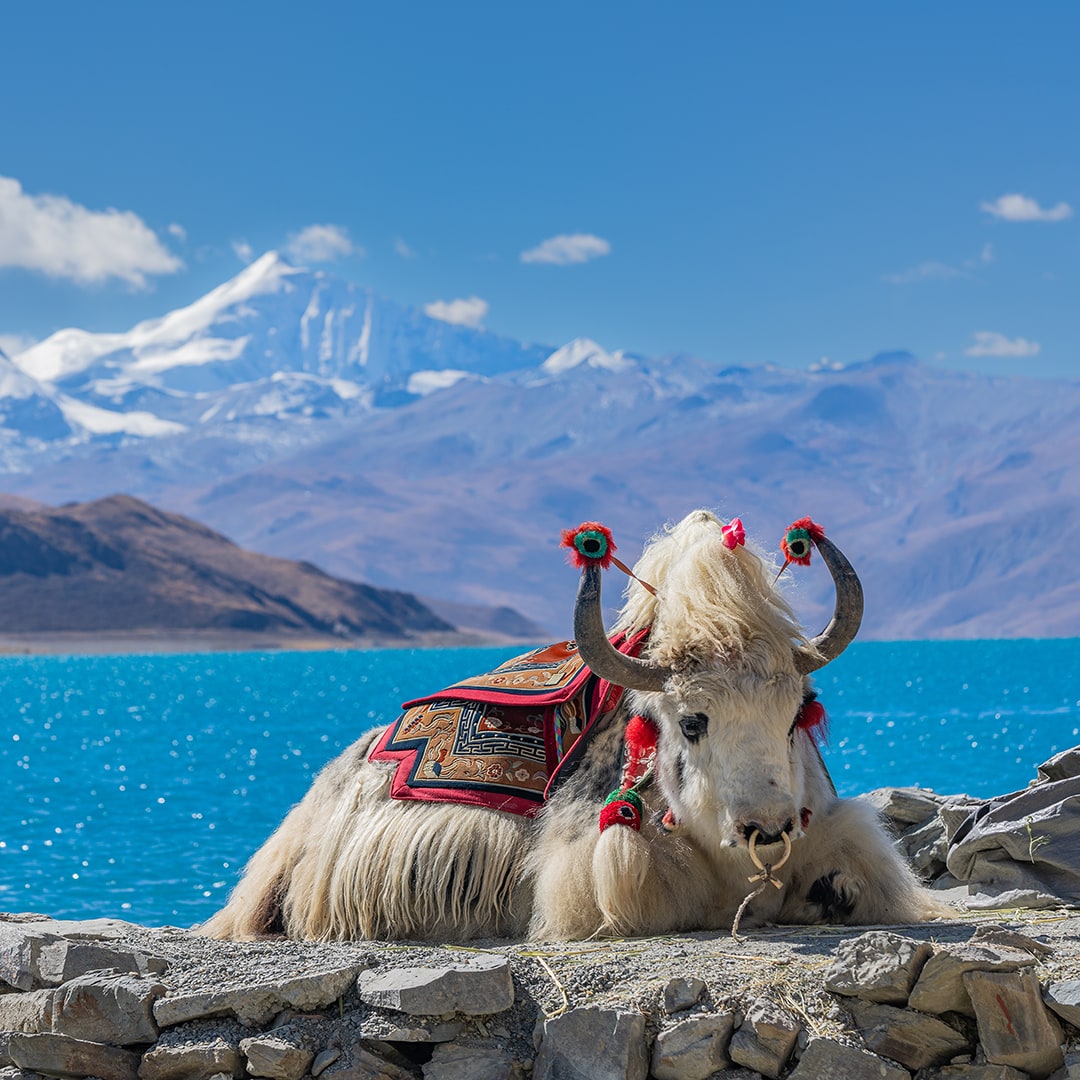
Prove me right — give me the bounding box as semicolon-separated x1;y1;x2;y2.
777;798;950;925
202;727;534;941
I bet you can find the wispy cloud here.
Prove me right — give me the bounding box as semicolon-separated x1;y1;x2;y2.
980;193;1073;223
0;333;36;358
884;260;965;285
232;240;254;264
0;175;182;287
285;224;362;263
965;331;1041;358
394;236;416;259
521;233;611;265
424;296;489;329
885;243;994;285
167;223;187;242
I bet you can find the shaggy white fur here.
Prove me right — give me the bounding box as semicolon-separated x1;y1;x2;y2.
203;509;946;942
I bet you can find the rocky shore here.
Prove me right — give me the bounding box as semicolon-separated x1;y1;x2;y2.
2;783;1079;1080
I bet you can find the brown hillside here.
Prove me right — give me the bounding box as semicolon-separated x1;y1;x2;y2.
0;494;458;644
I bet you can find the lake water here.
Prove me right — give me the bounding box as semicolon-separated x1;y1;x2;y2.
0;639;1076;927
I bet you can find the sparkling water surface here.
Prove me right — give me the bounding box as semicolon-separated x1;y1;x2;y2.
0;639;1077;927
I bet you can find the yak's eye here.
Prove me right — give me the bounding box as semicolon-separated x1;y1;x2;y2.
679;713;709;742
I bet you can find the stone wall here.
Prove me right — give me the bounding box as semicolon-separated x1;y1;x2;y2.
1;912;1079;1080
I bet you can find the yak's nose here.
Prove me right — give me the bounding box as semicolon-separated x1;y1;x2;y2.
741;818;794;847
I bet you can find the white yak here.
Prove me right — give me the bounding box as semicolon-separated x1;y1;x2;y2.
203;510;942;941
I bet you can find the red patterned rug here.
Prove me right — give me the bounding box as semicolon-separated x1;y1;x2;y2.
368;632;647;817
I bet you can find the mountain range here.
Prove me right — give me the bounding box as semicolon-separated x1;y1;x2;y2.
2;252;1078;641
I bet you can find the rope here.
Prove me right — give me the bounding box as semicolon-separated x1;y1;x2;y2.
731;830;792;943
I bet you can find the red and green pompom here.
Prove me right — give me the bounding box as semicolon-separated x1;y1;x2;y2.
560;521;616;570
781;517;825;566
599;787;644;832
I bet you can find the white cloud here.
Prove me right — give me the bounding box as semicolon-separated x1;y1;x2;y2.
965;331;1041;358
167;223;187;242
520;233;611;265
884;260;965;285
424;296;489;329
394;236;416;259
0;175;182;287
980;193;1073;223
232;239;254;264
0;333;36;358
885;242;994;285
285;224;361;263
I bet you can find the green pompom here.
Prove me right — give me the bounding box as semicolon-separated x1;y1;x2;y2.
575;529;609;561
603;788;643;814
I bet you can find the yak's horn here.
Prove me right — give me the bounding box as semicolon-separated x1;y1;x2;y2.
794;534;864;675
574;563;672;691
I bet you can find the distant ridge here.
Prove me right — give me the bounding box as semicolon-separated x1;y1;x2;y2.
0;495;530;649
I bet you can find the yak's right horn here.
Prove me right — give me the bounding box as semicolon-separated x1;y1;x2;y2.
794;534;864;675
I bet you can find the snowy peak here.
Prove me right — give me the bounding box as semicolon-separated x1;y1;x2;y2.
13;251;308;388
0;254;553;449
541;338;635;376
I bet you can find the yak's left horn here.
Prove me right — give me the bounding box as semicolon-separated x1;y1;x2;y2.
574;563;671;691
794;534;864;675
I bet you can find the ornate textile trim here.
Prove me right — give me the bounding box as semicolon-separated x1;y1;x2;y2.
368;631;648;818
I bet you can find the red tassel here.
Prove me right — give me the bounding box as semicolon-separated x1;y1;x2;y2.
790;516;825;543
625;714;659;768
795;699;827;736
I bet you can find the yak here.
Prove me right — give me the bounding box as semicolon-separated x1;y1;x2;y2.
203;510;942;942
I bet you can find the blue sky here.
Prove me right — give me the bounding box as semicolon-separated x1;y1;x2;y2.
1;1;1077;377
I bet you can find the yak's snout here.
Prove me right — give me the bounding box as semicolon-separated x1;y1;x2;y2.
727;799;802;849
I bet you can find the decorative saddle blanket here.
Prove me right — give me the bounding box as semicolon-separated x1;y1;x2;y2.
368;631;648;817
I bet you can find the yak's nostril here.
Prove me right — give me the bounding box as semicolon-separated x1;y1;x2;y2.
742;820;793;846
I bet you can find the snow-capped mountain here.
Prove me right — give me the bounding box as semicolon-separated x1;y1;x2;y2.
10;251;550;437
2;255;1078;640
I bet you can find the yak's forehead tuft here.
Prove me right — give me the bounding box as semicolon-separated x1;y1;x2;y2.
614;509;807;671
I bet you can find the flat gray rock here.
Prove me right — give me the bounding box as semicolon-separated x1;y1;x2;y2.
787;1038;910;1080
51;971;164;1046
662;976;707;1013
139;1032;243;1080
908;944;1036;1017
533;1008;647;1080
964;970;1064;1078
238;1034;314;1080
154;965;364;1027
8;1032;140;1080
356;955;513;1017
728;999;800;1079
651;1012;736;1080
423;1040;516;1080
851;1001;972;1071
823;930;932;1004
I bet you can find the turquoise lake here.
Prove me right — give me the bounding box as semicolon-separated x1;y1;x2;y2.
0;639;1077;927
